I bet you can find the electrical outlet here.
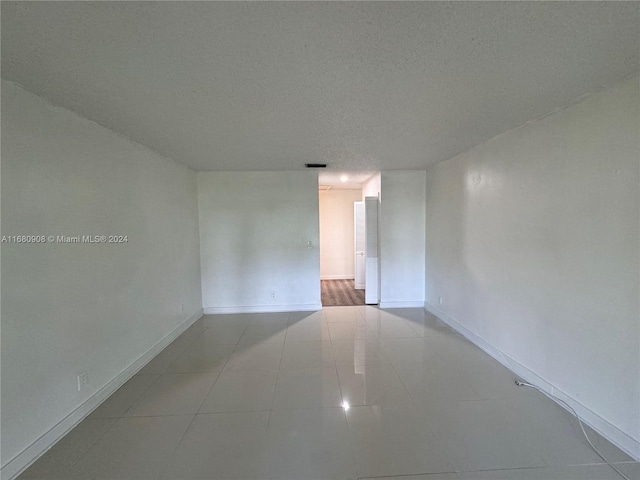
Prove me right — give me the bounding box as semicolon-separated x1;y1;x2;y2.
439;296;443;305
180;303;184;314
270;290;276;300
77;371;89;391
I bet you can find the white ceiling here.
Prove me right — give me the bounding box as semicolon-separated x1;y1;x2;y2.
2;2;638;183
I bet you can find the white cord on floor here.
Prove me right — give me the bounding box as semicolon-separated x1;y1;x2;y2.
514;380;631;480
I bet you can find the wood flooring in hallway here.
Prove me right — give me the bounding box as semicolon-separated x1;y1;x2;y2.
321;279;365;306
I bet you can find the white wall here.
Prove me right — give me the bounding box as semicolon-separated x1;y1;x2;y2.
362;173;381;200
361;173;382;302
424;75;639;458
319;189;362;280
1;81;202;476
380;171;426;308
198;171;321;313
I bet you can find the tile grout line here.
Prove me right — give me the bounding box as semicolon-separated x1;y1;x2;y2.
57;323;213;477
193;321;250;415
49;418;118;477
155;412;198;479
155;318;252;479
330;307;370;480
62;322;202;476
381;311;464;475
118;373;165;418
265;311;289;431
63;337;190;476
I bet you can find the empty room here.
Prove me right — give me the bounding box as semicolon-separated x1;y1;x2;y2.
1;2;638;480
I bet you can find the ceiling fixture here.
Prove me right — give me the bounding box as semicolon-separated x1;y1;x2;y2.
340;175;348;182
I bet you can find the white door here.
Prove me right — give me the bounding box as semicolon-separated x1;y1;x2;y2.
354;201;365;290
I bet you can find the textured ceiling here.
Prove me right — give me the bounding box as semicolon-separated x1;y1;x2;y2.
2;1;639;178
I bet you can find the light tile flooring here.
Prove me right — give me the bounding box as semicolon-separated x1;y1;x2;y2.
19;307;638;480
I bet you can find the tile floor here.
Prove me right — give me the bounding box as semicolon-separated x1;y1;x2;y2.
18;307;638;480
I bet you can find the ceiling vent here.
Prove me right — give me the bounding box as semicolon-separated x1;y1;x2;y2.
305;163;327;168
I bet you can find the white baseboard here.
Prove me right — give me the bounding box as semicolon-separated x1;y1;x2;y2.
424;302;640;462
320;275;355;280
2;309;203;480
203;304;322;314
379;300;425;309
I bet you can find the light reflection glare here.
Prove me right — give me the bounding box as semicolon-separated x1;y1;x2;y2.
342;400;350;411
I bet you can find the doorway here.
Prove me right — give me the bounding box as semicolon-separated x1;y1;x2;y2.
318;186;364;306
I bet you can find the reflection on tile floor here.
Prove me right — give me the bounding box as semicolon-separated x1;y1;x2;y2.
18;307;637;480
